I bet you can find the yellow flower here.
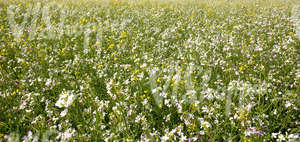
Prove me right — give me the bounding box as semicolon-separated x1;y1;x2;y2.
134;69;139;74
0;121;6;127
95;41;100;46
74;72;79;77
109;44;114;49
239;66;244;71
40;24;44;29
159;104;162;108
121;31;126;38
156;77;161;82
61;48;66;56
238;109;249;121
244;136;251;142
11;91;16;96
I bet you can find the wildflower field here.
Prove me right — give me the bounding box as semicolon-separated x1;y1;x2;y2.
0;0;299;141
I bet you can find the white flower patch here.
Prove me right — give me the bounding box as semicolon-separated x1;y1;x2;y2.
201;121;211;129
60;109;68;117
55;90;75;108
291;5;300;39
56;128;76;141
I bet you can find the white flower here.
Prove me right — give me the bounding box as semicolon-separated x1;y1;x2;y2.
288;133;300;141
278;133;286;141
285;101;292;108
152;87;162;94
272;133;278;138
45;78;52;87
60;109;68;117
161;135;169;142
55;90;75;108
23;131;33;141
19;101;27;109
201;121;211;129
56;128;75;141
140;63;147;68
179;135;187;142
62;128;75;140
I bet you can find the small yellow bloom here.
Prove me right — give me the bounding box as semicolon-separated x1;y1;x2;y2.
156;77;161;82
61;48;66;56
239;66;244;71
108;44;114;49
11;91;16;96
130;56;134;60
75;72;80;76
180;81;184;85
244;136;251;142
121;31;126;38
135;70;139;74
0;122;5;127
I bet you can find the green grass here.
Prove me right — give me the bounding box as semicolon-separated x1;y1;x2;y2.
0;0;299;141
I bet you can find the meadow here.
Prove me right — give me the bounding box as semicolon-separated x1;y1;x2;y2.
0;0;299;141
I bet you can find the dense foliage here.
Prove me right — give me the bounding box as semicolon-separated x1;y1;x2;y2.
0;0;299;141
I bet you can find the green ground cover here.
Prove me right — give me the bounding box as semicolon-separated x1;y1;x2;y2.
0;0;299;141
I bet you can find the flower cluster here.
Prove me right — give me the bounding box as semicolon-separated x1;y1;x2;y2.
0;0;299;141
